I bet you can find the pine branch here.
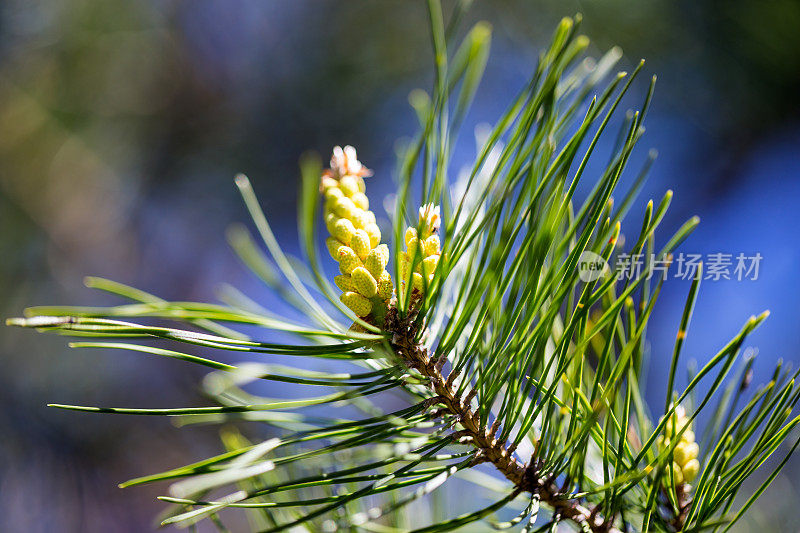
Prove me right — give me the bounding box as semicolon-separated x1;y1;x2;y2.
6;3;800;531
385;302;621;533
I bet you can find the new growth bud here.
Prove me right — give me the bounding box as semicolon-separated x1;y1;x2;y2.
399;204;442;300
659;404;701;487
321;146;393;318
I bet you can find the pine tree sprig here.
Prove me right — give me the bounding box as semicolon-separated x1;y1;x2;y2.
6;1;800;531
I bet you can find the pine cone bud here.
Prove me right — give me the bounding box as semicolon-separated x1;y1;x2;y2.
659;404;701;488
399;204;443;300
351;266;378;298
321;146;394;321
340;291;372;317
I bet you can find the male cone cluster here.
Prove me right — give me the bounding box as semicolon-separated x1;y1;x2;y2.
399;203;441;298
321;146;393;318
658;404;701;486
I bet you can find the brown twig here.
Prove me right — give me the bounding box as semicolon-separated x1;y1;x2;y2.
666;484;693;532
383;303;621;533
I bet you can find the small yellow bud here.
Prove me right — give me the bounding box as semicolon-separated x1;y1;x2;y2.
333;196;357;219
351;210;368;230
674;442;691;466
412;272;424;292
406;237;420;259
373;243;389;264
333;218;356;245
354;175;366;193
324;192;343;213
682;459;700;483
351;267;378;298
377;270;393;299
326;237;346;259
423;234;440;256
321;176;339;190
362;210;376;226
339;176;359;197
351;229;371;260
422;254;439;277
325;213;338;234
364;244;389;278
675;442;699;467
405;227;417;247
334;274;355;292
671;462;684;485
338;247;362;275
682;429;695;443
325;186;343;202
340;291;372;317
351;192;369;210
365;223;381;248
664;407;688;437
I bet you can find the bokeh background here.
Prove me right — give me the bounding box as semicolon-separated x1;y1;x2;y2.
1;1;799;531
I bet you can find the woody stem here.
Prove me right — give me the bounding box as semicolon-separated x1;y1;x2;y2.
387;314;620;533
